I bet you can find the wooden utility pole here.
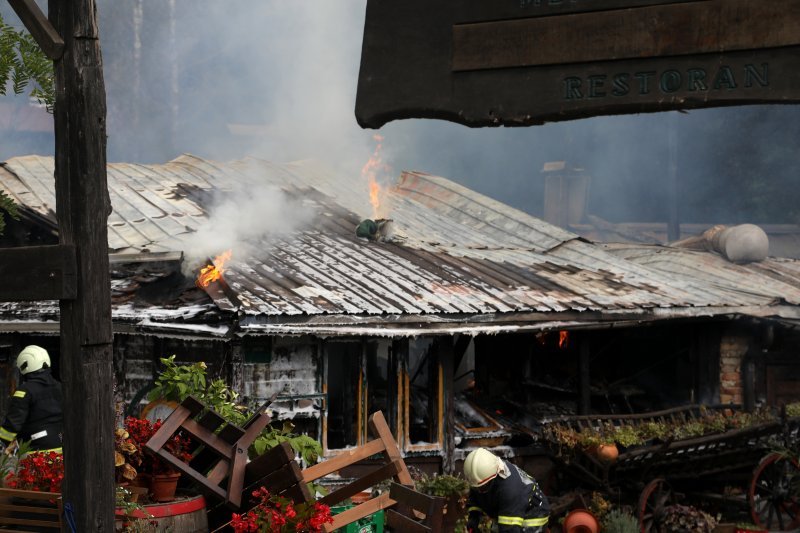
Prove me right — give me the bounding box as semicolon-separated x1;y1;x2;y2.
50;0;115;528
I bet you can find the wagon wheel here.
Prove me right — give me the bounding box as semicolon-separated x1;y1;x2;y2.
749;452;800;531
638;478;676;533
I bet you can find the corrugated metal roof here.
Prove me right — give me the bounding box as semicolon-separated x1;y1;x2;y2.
2;154;800;334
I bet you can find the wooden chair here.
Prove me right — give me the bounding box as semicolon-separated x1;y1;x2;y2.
144;394;274;508
385;482;446;533
213;411;417;533
298;410;414;532
0;487;63;531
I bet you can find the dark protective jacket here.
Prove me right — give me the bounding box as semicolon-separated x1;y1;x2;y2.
0;369;63;451
467;459;550;532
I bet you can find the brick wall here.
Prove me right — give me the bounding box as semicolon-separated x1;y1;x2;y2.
719;333;749;404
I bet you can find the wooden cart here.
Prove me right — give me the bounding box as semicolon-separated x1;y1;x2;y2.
542;405;800;532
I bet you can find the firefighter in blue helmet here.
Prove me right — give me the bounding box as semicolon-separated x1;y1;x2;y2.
0;346;63;453
464;447;550;533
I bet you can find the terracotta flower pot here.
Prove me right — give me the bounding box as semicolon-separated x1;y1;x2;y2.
596;443;619;463
564;509;600;533
149;472;181;502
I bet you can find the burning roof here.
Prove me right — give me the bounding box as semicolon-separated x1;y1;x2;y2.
2;154;800;336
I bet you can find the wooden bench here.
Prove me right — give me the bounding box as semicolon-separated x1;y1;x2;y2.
0;487;63;531
145;394;274;508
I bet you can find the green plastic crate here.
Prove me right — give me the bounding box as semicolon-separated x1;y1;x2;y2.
331;504;385;533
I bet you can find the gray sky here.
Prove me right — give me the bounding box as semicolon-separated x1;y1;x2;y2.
3;1;800;226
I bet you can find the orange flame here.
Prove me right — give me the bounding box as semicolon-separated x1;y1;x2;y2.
361;134;390;219
196;249;232;288
558;330;569;349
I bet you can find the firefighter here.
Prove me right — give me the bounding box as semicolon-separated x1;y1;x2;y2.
464;447;550;533
0;345;63;453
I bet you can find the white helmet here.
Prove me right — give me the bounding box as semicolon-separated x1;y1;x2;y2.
464;448;502;488
16;345;50;375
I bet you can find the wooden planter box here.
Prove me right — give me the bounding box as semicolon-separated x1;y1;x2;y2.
0;487;63;530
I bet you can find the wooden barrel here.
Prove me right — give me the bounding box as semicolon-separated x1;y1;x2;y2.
116;493;207;532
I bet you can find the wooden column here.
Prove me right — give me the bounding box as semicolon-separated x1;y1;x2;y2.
438;337;455;474
578;335;591;415
229;341;244;394
49;0;115;530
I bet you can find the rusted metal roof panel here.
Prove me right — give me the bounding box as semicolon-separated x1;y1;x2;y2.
1;155;800;327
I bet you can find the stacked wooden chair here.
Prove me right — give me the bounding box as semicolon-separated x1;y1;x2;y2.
144;394;275;508
147;396;450;532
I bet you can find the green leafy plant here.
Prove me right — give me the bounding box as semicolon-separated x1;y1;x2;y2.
0;13;55;110
148;356;322;465
546;407;782;456
610;424;644;447
0;439;31;482
416;473;470;498
115;485;157;532
602;509;639;533
414;473;471;533
0;189;18;237
734;523;767;533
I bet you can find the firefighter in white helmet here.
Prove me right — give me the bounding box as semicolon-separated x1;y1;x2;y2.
0;345;63;453
464;447;550;533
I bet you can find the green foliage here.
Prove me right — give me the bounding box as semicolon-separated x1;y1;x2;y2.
148;356;322;465
0;188;19;236
786;402;800;418
115;486;157;532
148;356;247;425
0;13;55;111
0;439;32;481
251;420;320;465
415;473;470;498
609;424;642;448
602;509;639;533
546;406;778;455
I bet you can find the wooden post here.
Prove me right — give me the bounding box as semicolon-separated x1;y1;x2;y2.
578;336;591;415
439;337;455;474
49;0;115;530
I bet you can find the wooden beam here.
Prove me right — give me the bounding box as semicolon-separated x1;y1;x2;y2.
49;0;114;528
452;1;800;71
0;245;75;301
6;0;63;60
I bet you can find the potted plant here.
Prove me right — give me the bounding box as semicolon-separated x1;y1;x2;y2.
230;486;333;532
660;504;718;533
123;415;191;502
115;427;141;486
4;450;64;493
602;509;639;533
415;472;470;530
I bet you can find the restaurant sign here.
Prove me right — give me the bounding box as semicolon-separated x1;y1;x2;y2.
355;0;800;128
